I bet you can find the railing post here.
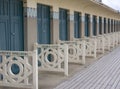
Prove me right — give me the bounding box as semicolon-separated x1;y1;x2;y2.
102;37;105;53
94;39;97;58
33;50;38;89
64;44;68;76
82;40;85;64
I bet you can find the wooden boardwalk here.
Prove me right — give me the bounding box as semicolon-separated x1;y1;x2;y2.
55;47;120;89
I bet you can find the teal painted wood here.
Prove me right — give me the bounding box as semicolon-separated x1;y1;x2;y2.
37;4;51;44
0;0;24;51
93;16;97;36
10;0;24;51
0;0;10;50
99;17;102;34
74;12;80;38
85;14;90;37
111;19;113;32
0;0;24;74
108;19;110;33
59;8;68;41
104;18;106;34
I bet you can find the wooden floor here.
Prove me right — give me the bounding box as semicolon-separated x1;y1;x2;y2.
55;47;120;89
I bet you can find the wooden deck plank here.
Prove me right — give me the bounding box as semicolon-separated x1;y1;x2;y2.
94;54;120;88
72;51;119;89
110;73;120;89
56;54;113;89
77;53;120;89
97;56;120;89
55;47;120;89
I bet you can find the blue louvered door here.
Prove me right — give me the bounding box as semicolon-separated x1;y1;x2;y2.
37;4;51;44
0;0;24;74
99;17;102;35
0;0;10;50
59;8;68;41
108;19;110;33
85;14;90;37
10;0;24;51
104;18;106;34
93;16;97;36
0;0;24;51
74;12;80;38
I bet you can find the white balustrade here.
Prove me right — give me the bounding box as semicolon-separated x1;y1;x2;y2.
34;44;68;76
96;36;105;54
103;34;111;50
109;33;115;48
75;38;97;58
114;33;119;46
60;41;85;64
84;38;97;58
118;32;120;44
0;51;38;89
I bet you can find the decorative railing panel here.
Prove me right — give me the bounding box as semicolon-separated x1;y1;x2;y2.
84;38;97;58
118;32;120;44
96;36;105;54
74;38;97;58
114;33;119;46
34;44;68;76
104;35;110;50
109;34;115;48
0;51;38;89
60;41;85;64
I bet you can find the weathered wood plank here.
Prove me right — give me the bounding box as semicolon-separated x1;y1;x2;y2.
55;47;120;89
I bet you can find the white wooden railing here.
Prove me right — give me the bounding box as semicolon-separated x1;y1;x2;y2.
114;33;119;46
75;38;97;58
34;43;68;76
103;34;111;50
109;33;115;48
118;32;120;44
0;51;38;89
60;41;85;64
0;31;120;89
95;36;105;54
84;38;97;58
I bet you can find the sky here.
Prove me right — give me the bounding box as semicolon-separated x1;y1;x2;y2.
102;0;120;11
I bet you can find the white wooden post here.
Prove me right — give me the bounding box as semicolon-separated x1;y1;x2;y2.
102;37;105;53
33;50;38;89
64;44;68;76
94;39;97;58
82;40;86;64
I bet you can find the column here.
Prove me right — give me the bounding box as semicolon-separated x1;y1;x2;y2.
106;18;108;34
90;15;93;37
96;16;99;36
69;11;74;41
81;13;85;38
102;17;104;35
52;7;59;43
23;0;37;51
